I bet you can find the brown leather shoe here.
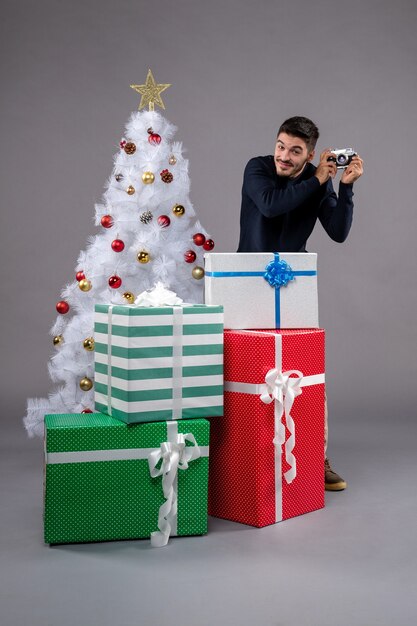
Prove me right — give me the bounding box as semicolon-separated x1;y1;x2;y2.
325;458;347;491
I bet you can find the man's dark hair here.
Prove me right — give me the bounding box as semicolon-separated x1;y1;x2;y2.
277;116;319;151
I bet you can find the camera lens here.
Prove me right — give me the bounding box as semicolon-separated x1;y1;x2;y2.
337;154;347;165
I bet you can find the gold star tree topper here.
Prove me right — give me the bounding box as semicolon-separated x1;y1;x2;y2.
130;69;171;111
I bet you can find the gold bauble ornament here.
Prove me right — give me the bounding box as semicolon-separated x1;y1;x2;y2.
79;377;93;391
137;250;150;264
169;155;177;165
172;204;185;217
123;291;135;304
79;278;92;292
142;171;155;184
192;266;205;280
83;337;95;351
53;335;63;347
127;185;135;195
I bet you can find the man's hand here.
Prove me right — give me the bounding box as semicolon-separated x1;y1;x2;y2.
315;149;337;185
341;154;364;184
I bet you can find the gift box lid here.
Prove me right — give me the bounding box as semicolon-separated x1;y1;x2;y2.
204;252;317;272
44;413;210;454
224;328;325;384
95;303;223;316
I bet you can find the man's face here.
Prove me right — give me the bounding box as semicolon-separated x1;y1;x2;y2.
274;132;315;178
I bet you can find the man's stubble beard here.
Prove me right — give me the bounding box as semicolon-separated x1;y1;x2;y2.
276;159;309;179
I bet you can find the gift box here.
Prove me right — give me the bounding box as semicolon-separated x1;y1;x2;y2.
204;252;318;329
44;413;210;546
208;329;325;527
94;303;223;424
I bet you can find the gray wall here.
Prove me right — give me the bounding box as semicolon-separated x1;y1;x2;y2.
1;0;416;423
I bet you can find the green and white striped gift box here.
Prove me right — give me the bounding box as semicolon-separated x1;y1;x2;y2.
94;303;224;424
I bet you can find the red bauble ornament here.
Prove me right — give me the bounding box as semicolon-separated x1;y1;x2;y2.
193;233;206;246
147;127;162;145
157;215;171;228
184;250;197;263
56;300;70;314
76;270;85;282
111;239;125;252
203;239;215;251
81;409;93;414
108;275;122;289
101;215;113;229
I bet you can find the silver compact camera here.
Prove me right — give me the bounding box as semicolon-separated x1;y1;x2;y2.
327;148;356;169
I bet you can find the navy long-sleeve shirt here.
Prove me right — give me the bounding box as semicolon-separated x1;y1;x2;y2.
237;155;354;252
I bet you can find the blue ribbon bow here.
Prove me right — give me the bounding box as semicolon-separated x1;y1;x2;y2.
263;258;295;288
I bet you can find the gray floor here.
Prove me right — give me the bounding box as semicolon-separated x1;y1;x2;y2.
1;406;416;626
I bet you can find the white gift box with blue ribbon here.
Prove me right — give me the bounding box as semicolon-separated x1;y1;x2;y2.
204;252;318;329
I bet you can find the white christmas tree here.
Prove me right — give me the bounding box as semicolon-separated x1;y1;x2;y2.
24;70;215;438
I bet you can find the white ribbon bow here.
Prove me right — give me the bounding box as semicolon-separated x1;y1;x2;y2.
148;431;201;547
134;281;184;307
260;368;303;484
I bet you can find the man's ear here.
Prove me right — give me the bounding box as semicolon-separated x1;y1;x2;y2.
307;149;315;162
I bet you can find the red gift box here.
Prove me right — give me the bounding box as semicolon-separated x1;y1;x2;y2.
208;329;325;527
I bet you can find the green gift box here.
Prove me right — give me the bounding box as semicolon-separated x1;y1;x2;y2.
44;413;210;546
94;303;223;424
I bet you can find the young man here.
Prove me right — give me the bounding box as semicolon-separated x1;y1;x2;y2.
238;116;364;490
